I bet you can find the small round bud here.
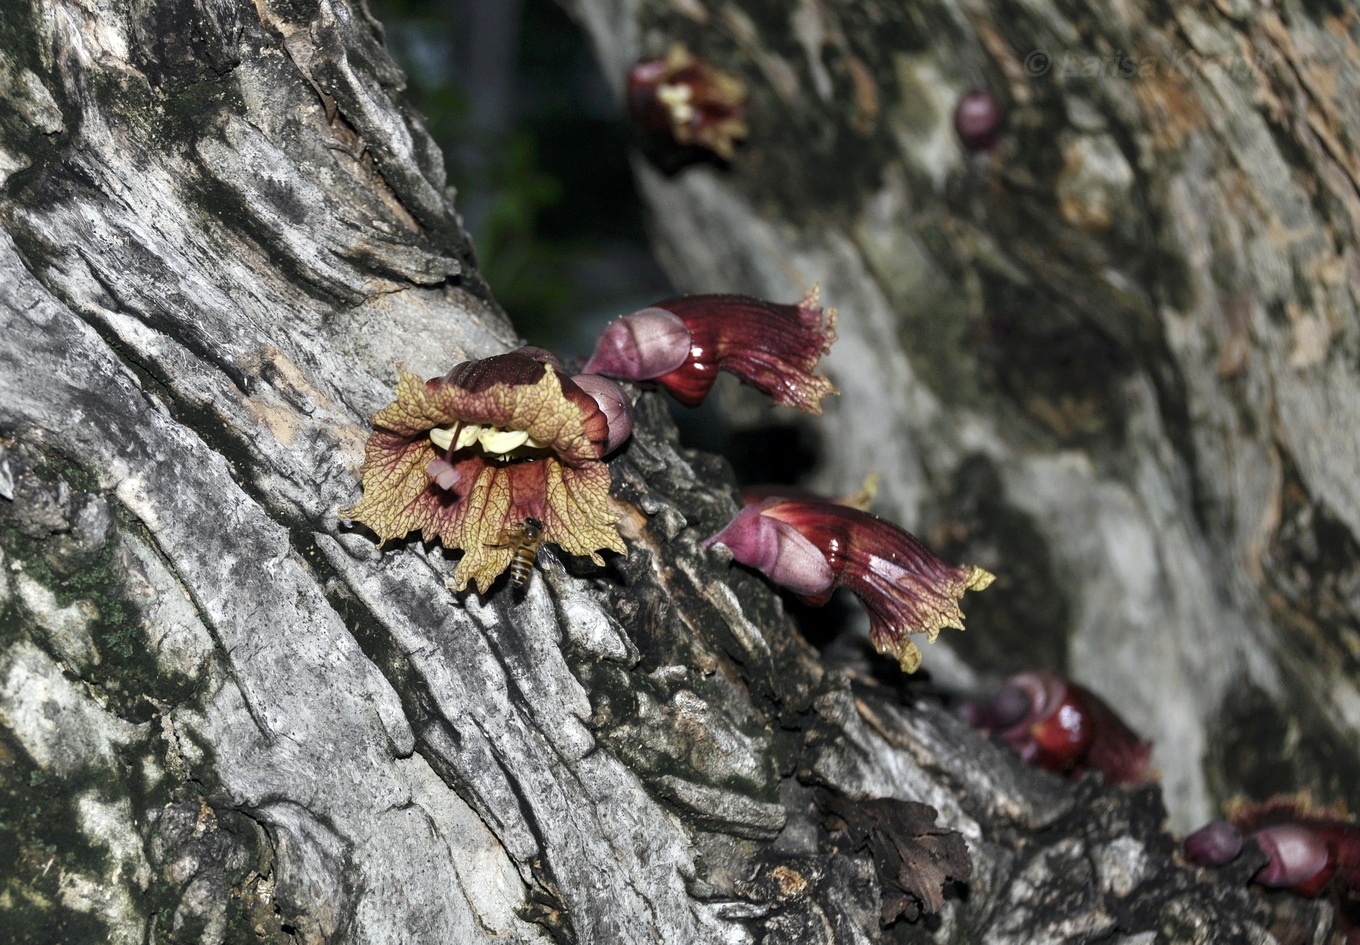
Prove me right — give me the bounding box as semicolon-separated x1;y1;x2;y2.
1184;821;1244;866
954;89;1002;151
571;374;634;453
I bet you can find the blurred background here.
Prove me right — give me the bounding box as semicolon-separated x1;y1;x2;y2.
373;0;815;481
373;0;672;355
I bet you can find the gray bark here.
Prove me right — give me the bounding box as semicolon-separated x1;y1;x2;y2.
563;0;1360;835
0;1;1339;944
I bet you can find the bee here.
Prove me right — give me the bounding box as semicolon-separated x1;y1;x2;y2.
492;517;545;588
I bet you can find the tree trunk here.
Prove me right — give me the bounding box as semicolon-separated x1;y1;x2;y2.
0;1;1339;943
563;0;1360;834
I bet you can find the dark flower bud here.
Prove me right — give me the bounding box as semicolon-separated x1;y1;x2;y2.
571;374;634;453
954;89;1002;151
965;671;1153;784
1184;821;1244;866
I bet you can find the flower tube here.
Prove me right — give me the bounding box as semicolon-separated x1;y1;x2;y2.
584;288;839;413
706;498;994;672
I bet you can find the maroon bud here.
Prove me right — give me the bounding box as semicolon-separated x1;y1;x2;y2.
571;374;634;453
1185;821;1245;867
582;308;692;381
954;89;1002;151
1252;825;1332;891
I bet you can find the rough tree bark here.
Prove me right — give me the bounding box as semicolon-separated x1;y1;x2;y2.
564;0;1360;834
0;2;1340;945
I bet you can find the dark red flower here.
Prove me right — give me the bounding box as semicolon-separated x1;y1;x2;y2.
583;289;838;413
960;671;1152;784
704;498;994;673
628;43;747;160
341;349;627;592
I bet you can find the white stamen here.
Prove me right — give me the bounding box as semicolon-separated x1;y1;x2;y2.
429;426;455;451
479;428;531;454
657;83;695;122
455;424;483;451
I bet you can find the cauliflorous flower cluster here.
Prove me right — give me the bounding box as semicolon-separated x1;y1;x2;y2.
345;285;992;673
342;348;629;592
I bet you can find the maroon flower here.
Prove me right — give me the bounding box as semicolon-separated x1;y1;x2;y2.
960;671;1153;784
341;349;627;592
583;288;839;413
704;498;994;672
628;43;747;160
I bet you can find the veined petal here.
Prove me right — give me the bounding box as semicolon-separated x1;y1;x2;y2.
342;350;625;592
653;288;838;412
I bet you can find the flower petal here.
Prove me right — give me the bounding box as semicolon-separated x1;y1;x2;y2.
342;352;625;592
582;309;692;381
571;373;635;453
705;502;836;597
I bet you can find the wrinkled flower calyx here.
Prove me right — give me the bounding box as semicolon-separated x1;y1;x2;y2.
705;498;994;672
342;349;627;593
583;288;839;413
628;43;748;161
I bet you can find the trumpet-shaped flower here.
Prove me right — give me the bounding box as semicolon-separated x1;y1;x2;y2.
705;498;994;672
342;350;627;592
583;288;838;413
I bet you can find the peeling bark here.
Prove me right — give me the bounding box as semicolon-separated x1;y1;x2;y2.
0;1;1344;943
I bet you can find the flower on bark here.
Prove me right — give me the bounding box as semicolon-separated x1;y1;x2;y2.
704;498;994;672
1185;796;1360;900
341;349;627;593
628;43;748;160
959;671;1153;784
583;288;839;413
